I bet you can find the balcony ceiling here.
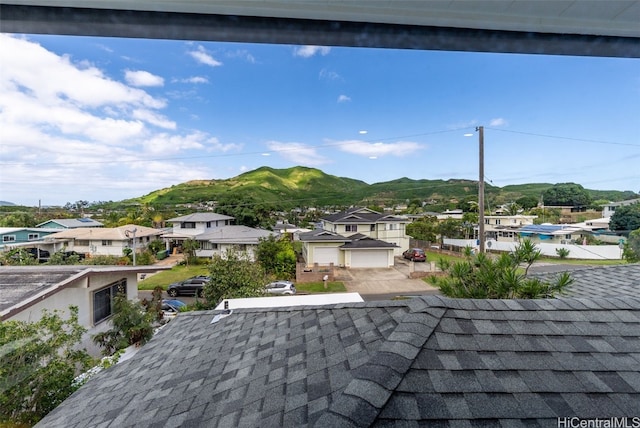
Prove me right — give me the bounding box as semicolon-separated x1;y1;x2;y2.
1;1;639;57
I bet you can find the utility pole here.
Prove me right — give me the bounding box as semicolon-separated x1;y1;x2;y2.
126;227;137;266
477;126;485;253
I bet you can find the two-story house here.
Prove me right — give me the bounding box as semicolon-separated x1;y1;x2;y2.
164;213;273;260
320;207;409;256
484;215;537;242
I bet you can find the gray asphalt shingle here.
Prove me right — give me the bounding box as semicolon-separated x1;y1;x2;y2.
37;295;640;427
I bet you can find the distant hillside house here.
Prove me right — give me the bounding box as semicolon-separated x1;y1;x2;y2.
602;198;640;218
320;207;410;256
36;218;104;229
43;225;164;257
163;213;234;251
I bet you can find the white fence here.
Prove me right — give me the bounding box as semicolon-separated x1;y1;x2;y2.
443;239;623;260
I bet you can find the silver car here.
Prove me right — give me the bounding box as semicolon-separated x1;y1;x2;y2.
265;280;296;295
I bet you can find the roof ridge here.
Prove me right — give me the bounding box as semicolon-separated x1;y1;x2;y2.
314;298;447;427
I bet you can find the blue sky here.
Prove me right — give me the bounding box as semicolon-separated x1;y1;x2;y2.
1;33;639;207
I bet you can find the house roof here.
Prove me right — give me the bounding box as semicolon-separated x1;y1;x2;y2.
299;229;350;242
322;207;406;224
167;213;235;223
536;264;640;300
45;224;163;241
197;225;274;244
37;295;640;427
0;265;168;320
35;218;104;228
340;236;399;249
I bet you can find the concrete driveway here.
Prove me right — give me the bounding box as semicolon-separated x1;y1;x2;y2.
338;259;440;297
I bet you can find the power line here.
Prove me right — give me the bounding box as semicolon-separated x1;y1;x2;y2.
485;127;640;148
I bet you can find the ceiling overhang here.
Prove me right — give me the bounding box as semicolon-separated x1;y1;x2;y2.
1;1;639;57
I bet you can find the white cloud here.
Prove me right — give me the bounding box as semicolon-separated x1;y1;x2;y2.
125;69;164;87
320;68;341;81
132;109;176;130
489;117;508;126
188;45;222;67
0;34;236;205
338;94;351;103
185;76;209;84
266;141;329;166
447;119;479;130
337;140;422;157
293;45;331;58
226;49;256;64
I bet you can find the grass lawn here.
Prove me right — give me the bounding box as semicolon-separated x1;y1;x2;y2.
296;282;347;293
138;265;209;290
426;250;463;264
537;257;627;266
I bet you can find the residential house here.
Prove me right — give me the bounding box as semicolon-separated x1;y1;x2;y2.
37;294;640;427
484;214;537;242
36;218;104;229
43;225;164;257
602;198;640;218
195;225;275;260
0;227;59;251
163;213;235;252
299;230;398;268
0;265;168;356
516;224;589;245
321;207;409;256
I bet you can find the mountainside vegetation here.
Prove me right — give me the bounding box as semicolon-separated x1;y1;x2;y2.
127;166;638;211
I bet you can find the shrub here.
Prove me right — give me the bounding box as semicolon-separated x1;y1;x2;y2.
555;248;570;259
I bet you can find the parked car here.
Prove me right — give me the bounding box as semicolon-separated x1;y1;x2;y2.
402;248;426;262
161;299;187;319
167;276;209;297
265;280;296;295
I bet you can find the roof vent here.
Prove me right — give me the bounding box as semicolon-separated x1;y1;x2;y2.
211;309;232;324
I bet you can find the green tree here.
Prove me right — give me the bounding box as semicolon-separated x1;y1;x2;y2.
255;235;296;279
542;183;592;207
406;216;439;242
609;203;640;232
438;218;465;241
0;306;94;425
203;249;268;307
182;238;200;266
0;212;37;227
516;195;539;210
431;240;573;299
92;293;157;356
622;228;640;263
0;248;38;265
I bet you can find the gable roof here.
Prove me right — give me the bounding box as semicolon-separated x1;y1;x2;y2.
299;229;350;242
167;213;235;223
196;225;274;244
37;295;640;427
322;207;407;224
35;218;104;228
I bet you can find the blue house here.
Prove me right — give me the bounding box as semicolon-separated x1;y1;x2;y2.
0;227;59;251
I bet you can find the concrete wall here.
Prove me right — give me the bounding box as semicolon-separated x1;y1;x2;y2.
443;238;623;260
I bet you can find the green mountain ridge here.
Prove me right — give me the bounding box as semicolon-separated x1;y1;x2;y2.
131;166;638;209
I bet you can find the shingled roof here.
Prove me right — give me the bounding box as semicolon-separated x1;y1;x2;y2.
37;296;640;427
535;264;640;299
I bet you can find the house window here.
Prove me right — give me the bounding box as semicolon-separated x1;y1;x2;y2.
3;235;16;242
565;234;572;239
388;224;398;230
485;219;490;224
101;240;112;246
495;219;501;225
345;225;357;232
182;222;196;229
370;224;375;232
28;233;39;240
77;240;90;246
206;222;211;228
93;279;127;324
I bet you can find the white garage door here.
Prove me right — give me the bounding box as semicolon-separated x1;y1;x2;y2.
350;250;389;268
314;247;340;265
